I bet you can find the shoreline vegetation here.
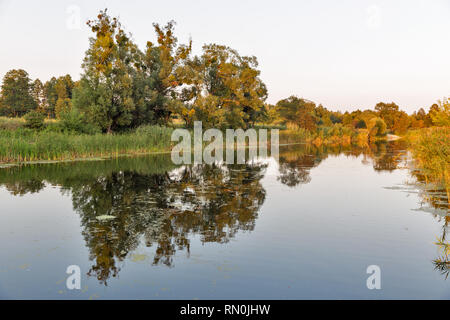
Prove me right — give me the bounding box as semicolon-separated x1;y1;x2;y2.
0;9;448;192
0;116;393;165
406;127;449;198
0;123;174;164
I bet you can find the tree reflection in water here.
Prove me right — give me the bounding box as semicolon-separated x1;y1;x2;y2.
71;162;267;284
276;141;409;189
0;140;447;284
0;155;267;285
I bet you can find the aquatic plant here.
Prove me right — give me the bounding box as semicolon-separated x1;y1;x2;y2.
0;125;174;164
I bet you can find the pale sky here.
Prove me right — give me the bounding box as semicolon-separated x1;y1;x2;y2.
0;0;449;113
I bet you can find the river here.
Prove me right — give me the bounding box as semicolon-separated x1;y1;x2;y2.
0;141;448;299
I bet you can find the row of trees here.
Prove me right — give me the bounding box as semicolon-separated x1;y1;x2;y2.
0;9;267;132
268;96;449;135
0;69;74;118
0;9;447;133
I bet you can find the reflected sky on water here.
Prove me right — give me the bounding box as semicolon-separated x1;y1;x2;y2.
0;142;448;299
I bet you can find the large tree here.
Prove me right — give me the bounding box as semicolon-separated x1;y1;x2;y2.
43;77;58;118
0;69;37;117
375;102;400;130
276;96;317;131
54;75;75;118
73;9;138;133
31;79;45;112
132;20;193;126
186;44;267;129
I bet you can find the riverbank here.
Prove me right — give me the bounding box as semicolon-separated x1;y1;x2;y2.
0;121;445;175
0;125;174;164
279;127;389;147
406;127;450;194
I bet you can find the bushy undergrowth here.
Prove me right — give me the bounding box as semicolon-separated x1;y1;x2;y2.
0;117;26;130
279;124;449;196
407;127;450;191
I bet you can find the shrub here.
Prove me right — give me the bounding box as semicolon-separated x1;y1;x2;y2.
355;119;367;129
59;108;100;134
409;127;449;190
43;121;63;133
430;98;450;127
368;117;387;139
24;111;45;130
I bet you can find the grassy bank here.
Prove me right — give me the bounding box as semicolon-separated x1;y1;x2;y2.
279;125;387;147
407;127;449;194
0;116;59;131
0;125;174;164
0;121;386;164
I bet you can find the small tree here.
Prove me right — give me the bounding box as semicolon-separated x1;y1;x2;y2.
368;117;387;140
430;98;450;127
24;110;45;130
0;69;37;117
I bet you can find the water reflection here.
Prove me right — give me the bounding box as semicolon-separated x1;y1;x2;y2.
0;140;447;285
276;141;409;188
0;156;268;285
409;168;450;279
75;162;268;284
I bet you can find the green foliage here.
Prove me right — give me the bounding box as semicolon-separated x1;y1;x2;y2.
279;128;313;144
0;7;446;157
430;98;450;127
136;20;193;126
318;123;353;138
375;102;399;129
367;117;387;139
0;117;26;130
24;111;45;130
32;79;45;112
0;125;174;163
187;44;267;129
276;96;316;131
42;77;58;117
59;108;100;134
0;69;37;117
73;9;137;133
355;119;367;129
409;127;450;190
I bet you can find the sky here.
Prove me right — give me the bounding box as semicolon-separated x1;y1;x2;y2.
0;0;449;113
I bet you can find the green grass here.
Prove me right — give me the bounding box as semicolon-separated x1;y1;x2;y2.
0;125;174;164
0;117;26;130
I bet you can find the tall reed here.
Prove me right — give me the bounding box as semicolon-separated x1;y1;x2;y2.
0;125;174;164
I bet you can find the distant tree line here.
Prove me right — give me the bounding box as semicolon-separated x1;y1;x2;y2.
268;96;449;135
0;9;448;133
0;69;74;118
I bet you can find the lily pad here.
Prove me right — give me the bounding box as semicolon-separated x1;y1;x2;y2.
96;215;116;221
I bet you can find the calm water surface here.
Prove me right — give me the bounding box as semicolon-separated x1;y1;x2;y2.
0;142;449;299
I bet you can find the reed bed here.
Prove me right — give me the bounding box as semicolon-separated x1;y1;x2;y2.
0;125;174;164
